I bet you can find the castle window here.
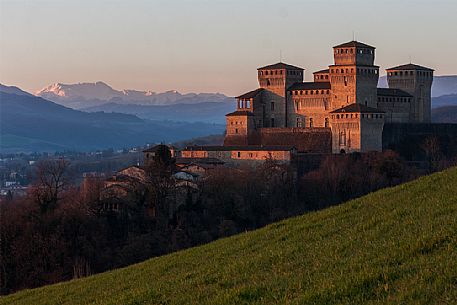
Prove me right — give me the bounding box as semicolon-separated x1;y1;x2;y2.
271;102;275;111
309;118;313;128
265;71;268;75
339;130;346;146
275;70;278;75
271;118;275;127
237;152;241;158
336;114;340;119
280;70;283;75
341;69;344;73
326;90;330;94
325;75;329;79
296;117;302;127
325;118;329;127
246;100;251;108
300;90;303;95
235;128;238;134
305;91;308;95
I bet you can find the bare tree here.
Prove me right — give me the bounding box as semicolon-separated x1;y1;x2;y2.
31;158;71;212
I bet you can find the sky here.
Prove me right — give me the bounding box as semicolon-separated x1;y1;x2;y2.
1;0;456;96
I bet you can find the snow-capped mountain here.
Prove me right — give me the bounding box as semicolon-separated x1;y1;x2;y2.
36;81;231;109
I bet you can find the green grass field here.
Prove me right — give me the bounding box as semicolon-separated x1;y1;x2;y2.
2;167;457;305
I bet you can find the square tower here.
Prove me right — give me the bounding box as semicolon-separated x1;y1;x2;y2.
330;104;385;153
257;62;304;127
329;41;379;110
386;64;434;123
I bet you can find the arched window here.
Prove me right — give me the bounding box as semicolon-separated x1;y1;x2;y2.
325;118;329;127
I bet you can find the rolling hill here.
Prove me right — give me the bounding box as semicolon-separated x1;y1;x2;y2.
81;101;234;124
0;92;224;153
2;167;456;304
432;105;457;123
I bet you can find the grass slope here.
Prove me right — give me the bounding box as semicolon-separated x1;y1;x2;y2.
2;168;457;305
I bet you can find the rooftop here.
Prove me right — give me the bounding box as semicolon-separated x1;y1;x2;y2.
377;88;413;98
236;88;264;99
257;62;304;71
313;69;330;74
225;110;254;117
333;40;375;49
183;145;296;152
386;63;434;71
331;103;384;114
288;82;331;91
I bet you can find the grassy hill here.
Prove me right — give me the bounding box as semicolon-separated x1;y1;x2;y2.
2;168;457;305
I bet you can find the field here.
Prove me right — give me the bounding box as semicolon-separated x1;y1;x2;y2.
2;167;457;305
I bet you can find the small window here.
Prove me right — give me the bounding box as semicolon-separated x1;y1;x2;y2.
237;152;241;158
271;102;275;111
309;118;313;128
271;117;275;127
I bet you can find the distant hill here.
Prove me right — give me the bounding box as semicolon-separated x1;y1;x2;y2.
36;81;232;109
378;75;457;97
0;83;34;97
432;105;457;123
431;93;457;108
0;92;224;153
2;167;457;304
81;101;235;124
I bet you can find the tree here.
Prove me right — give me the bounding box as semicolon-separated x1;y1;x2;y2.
31;158;71;212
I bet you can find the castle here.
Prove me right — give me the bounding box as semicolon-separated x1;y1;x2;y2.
179;40;435;163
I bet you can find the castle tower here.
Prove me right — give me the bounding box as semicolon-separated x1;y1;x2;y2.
330;104;385;153
386;64;434;123
329;41;379;110
257;63;304;127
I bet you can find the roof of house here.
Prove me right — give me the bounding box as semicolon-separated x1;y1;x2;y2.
333;40;375;49
225;110;254;117
288;82;331;91
183;145;296;152
377;88;413;97
386;63;434;71
331;103;384;114
313;69;330;74
236;88;264;99
257;62;304;70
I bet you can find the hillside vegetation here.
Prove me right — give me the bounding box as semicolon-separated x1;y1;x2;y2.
2;167;457;305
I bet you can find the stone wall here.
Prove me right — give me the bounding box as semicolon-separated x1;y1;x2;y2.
258;128;332;153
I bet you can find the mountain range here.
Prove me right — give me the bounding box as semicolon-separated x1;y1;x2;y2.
0;86;224;153
36;81;233;109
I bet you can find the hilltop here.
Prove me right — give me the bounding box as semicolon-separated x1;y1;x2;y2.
2;167;456;304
